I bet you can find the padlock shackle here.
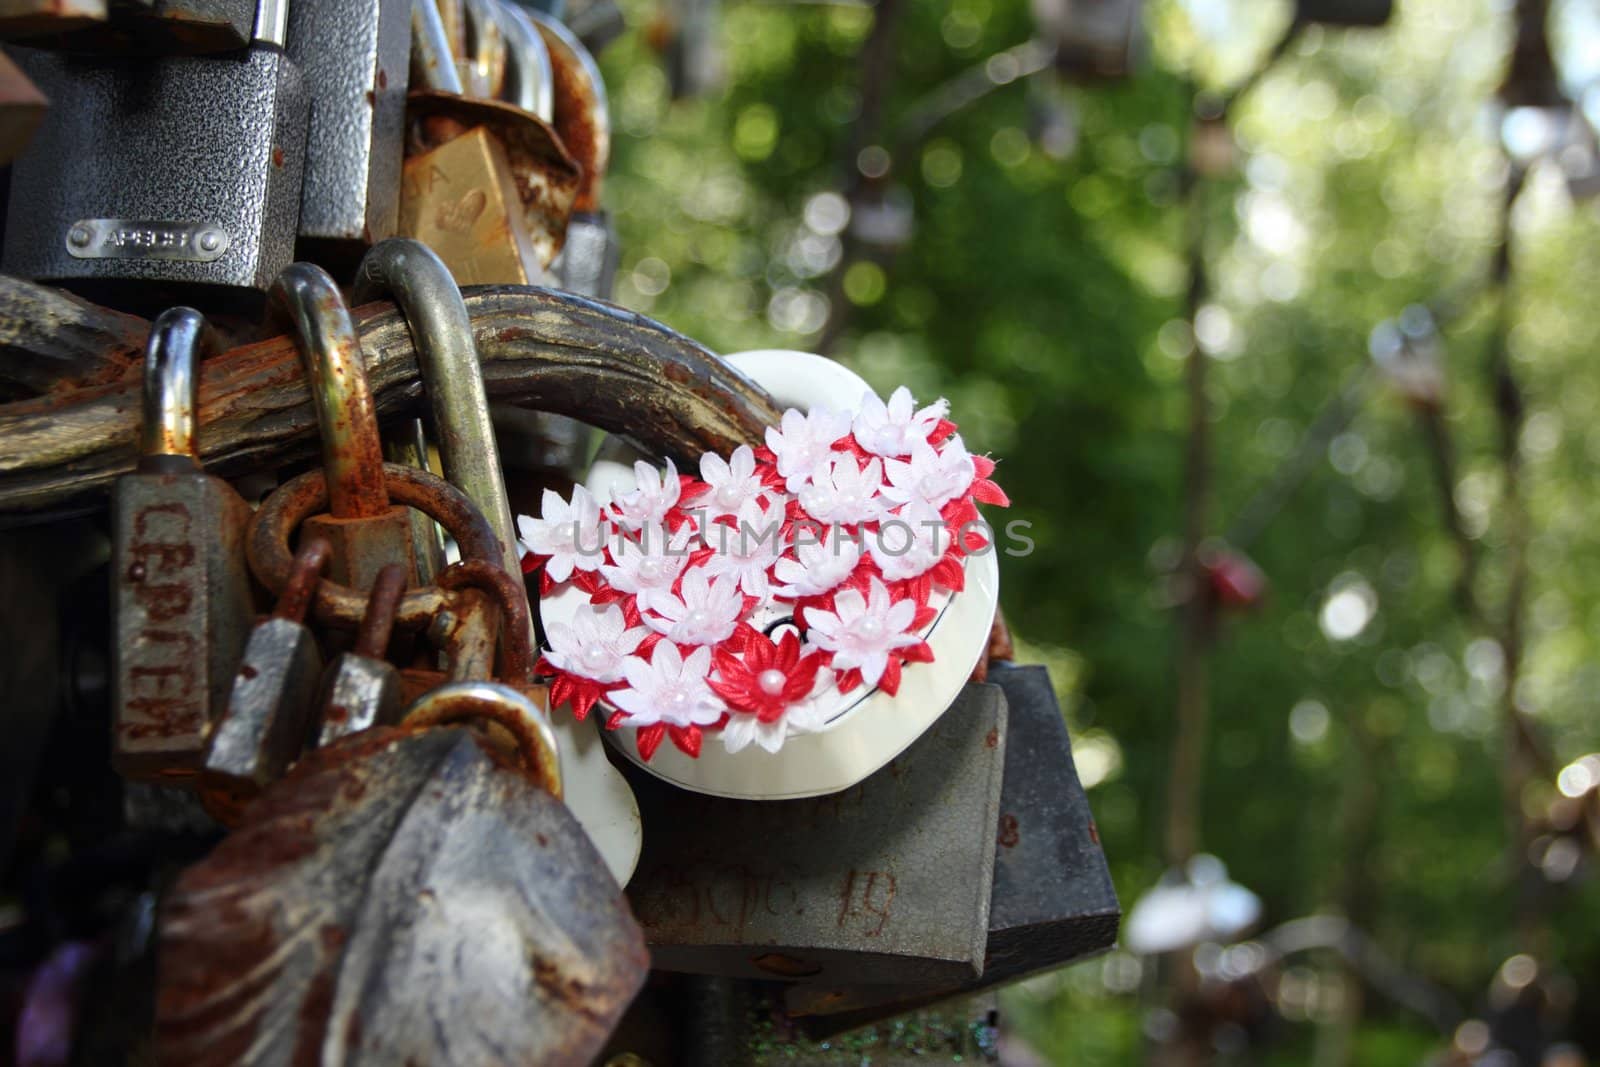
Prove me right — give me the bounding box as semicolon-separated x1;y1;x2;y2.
268;262;391;520
353;239;525;590
527;6;609;211
412;0;465;93
461;0;508;99
403;680;562;797
499;1;554;121
140;307;219;467
357;563;409;659
275;538;332;623
438;559;536;685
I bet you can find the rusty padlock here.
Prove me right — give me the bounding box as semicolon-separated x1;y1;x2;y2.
267;262;417;591
622;683;1008;986
111;307;256;782
399;1;581;285
316;561;408;747
159;694;647;1067
200;537;331;812
784;662;1122;1032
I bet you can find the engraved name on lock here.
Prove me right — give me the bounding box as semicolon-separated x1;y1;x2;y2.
121;500;206;740
65;218;232;263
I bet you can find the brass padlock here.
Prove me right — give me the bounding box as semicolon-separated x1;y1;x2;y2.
398;1;580;285
623;684;1007;986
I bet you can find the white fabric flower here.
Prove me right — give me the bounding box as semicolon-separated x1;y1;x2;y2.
764;406;854;492
638;566;746;646
610;458;681;531
880;434;976;512
852;386;948;458
517;485;609;583
802;578;921;687
699;496;787;598
610;642;725;728
697;444;765;520
772;524;862;599
544;603;649;684
601;523;695;597
720;680;831;754
869;500;950;581
798;454;885;526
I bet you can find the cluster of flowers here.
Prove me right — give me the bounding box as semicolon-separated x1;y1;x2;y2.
518;387;1008;761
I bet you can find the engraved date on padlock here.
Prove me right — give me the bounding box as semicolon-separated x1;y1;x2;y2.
64;219;231;263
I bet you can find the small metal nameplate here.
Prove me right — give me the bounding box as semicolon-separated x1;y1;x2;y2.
64;220;231;263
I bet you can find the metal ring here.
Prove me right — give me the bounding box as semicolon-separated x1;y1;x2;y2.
403;681;562;797
247;462;506;629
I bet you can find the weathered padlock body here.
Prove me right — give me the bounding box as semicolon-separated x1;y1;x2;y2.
317;561;407;747
286;0;411;254
398;91;581;279
318;654;404;746
3;45;308;293
203;615;324;793
623;684;1007;986
111;468;254;780
786;663;1121;1032
158;726;648;1067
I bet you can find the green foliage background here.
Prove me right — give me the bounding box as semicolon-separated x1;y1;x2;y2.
597;0;1600;1058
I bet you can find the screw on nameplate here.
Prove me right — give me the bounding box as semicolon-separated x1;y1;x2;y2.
64;219;231;262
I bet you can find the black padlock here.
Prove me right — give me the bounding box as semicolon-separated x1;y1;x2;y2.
786;661;1121;1032
622;684;1008;987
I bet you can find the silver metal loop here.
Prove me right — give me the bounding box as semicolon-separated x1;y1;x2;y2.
352;238;524;587
403;680;563;797
498;1;555;121
140;306;218;463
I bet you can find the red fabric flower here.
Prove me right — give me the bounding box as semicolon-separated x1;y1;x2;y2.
708;629;825;723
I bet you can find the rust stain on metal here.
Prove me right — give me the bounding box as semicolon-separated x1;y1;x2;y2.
437;560;534;684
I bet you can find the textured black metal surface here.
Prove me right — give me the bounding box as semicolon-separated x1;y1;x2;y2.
3;44;307;291
287;0;410;247
787;662;1120;1033
623;685;1008;987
